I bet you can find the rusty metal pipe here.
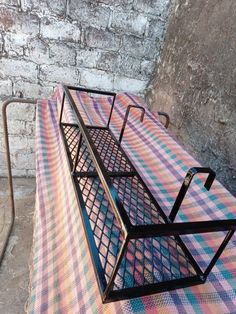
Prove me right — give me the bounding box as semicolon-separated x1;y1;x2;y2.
0;98;37;267
157;111;170;128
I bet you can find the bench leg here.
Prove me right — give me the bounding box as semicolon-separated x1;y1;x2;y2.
0;98;37;267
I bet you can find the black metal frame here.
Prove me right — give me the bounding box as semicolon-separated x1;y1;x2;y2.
119;105;145;143
58;85;236;303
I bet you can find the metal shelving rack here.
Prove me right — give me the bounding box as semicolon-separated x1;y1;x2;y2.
59;85;236;303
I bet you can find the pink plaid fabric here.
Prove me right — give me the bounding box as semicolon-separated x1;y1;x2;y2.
28;85;236;313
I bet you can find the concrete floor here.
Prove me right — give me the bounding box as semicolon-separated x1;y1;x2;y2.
0;178;35;314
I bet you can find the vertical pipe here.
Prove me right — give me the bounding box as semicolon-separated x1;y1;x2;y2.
169;167;216;222
0;98;37;266
107;94;116;128
59;92;65;124
119;105;145;143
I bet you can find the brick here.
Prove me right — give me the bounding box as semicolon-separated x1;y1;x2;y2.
40;17;81;42
80;69;114;90
0;79;12;97
21;0;49;13
6;120;26;135
97;51;119;72
0;7;16;32
0;137;4;152
110;11;148;37
147;17;166;39
0;153;7;176
121;35;157;59
8;136;29;151
113;76;148;93
85;27;121;51
21;0;66;16
49;43;76;66
25;121;36;136
0;34;3;52
140;60;156;78
26;138;35;151
39;64;80;85
12;169;27;176
0;164;31;177
133;0;171;18
0;58;38;80
13;152;35;170
68;1;110;28
0;114;34;136
0;132;34;165
24;37;50;64
117;55;141;78
13;80;53;98
0;7;39;36
0;0;19;6
5;103;35;122
4;32;28;56
47;0;66;16
93;0;133;5
27;169;36;176
76;48;101;68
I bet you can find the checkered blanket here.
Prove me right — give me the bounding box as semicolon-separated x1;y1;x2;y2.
28;85;236;313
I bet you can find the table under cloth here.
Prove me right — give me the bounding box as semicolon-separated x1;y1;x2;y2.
28;85;236;313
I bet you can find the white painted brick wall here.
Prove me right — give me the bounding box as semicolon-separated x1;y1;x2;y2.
40;18;81;42
0;0;171;176
80;68;114;90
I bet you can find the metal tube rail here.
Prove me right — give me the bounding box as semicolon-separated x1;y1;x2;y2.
119;105;145;143
157;111;170;128
61;85;131;235
130;219;236;238
169;167;216;222
0;98;37;267
203;229;235;278
67;85;116;97
66;85;117;129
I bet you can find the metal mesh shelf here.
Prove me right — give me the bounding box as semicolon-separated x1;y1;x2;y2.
59;85;236;303
89;128;133;173
112;176;164;226
114;236;196;290
77;175;123;284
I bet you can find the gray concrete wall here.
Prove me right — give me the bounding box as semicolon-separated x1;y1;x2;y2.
0;0;170;176
146;0;236;196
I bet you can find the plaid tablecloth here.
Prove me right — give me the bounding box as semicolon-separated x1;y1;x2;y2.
28;85;236;313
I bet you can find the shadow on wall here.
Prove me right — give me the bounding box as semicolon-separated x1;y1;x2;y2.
146;0;236;196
